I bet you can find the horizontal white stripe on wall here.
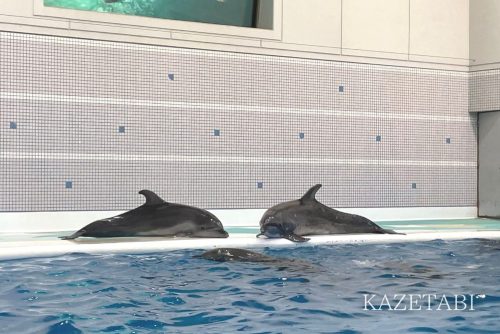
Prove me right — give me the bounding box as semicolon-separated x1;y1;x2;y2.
1;151;477;167
0;91;472;123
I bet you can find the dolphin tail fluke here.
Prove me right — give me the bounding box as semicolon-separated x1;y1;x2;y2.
59;230;84;240
383;228;405;235
284;233;310;243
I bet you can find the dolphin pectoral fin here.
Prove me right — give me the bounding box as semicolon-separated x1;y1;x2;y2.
284;233;310;243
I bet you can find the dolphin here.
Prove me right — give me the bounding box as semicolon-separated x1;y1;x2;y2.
194;248;316;271
60;190;229;240
257;184;400;242
194;248;278;263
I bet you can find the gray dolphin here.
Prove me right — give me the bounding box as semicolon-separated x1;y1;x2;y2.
194;248;316;271
257;184;400;242
60;190;228;240
195;248;278;263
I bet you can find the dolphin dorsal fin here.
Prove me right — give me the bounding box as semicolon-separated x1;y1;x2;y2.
300;184;322;203
139;190;166;206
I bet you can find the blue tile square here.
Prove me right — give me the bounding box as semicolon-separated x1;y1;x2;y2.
412;183;417;189
65;181;73;189
257;182;263;189
213;129;220;136
168;73;175;81
376;135;381;142
9;122;17;129
299;132;305;139
339;85;344;93
118;126;125;133
446;138;451;144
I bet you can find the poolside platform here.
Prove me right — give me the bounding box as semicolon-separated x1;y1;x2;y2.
1;219;500;260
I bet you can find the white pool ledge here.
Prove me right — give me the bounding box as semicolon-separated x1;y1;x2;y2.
2;231;500;260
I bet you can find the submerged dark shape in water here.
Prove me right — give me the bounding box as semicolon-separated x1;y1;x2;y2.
60;190;228;240
195;248;315;271
353;260;446;280
195;248;279;263
258;184;401;243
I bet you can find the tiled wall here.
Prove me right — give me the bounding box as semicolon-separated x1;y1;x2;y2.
470;69;500;112
0;32;476;211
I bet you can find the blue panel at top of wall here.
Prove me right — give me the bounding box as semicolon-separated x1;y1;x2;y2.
168;73;175;81
65;181;73;189
299;132;305;139
118;126;126;133
376;135;381;142
257;182;263;189
339;85;344;93
9;122;17;129
213;129;220;136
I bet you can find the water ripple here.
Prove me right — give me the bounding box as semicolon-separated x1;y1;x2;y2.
250;277;310;286
232;300;275;311
170;312;236;326
46;320;82;334
289;295;309;303
0;239;499;333
127;319;167;330
407;327;439;333
159;296;185;305
101;325;126;332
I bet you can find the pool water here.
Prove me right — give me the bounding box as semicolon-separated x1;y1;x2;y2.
0;239;499;333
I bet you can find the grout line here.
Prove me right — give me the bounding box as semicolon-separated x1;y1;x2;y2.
408;0;411;60
340;0;343;56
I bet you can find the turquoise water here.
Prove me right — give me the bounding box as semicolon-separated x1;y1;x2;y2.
44;0;257;27
380;218;500;231
229;218;500;234
0;239;499;333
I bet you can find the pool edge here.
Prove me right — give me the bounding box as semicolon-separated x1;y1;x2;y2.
1;230;500;261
